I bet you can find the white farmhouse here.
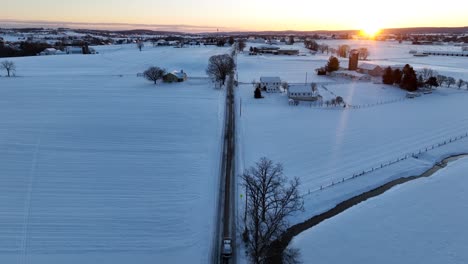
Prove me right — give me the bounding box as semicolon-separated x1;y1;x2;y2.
44;48;57;55
288;83;320;101
260;77;282;93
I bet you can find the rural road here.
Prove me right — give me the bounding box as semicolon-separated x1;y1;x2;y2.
212;72;237;264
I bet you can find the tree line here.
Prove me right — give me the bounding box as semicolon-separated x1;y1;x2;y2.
383;66;468;91
304;41;369;60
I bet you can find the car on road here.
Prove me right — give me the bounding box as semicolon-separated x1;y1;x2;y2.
222;238;232;258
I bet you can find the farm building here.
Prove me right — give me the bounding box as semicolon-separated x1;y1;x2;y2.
163;70;188;83
277;49;299;56
42;48;57;55
66;46;83;54
358;63;384;76
260;77;282;93
348;49;359;70
257;45;281;54
288;84;320;101
331;70;371;81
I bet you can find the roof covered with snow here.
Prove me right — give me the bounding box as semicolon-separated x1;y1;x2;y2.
358;63;382;71
260;77;281;83
169;70;187;79
334;70;368;78
257;45;280;50
288;84;317;94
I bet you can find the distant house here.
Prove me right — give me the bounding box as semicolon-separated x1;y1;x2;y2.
260;77;282;93
66;46;83;54
156;39;168;46
358;63;384;76
163;70;188;83
45;48;57;55
40;48;57;56
288;84;320;101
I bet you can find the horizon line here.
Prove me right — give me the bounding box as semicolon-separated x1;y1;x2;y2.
1;19;467;34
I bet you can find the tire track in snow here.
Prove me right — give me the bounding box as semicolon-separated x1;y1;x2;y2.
19;136;41;264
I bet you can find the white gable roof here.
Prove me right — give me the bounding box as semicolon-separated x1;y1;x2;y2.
358;63;381;71
170;70;187;79
288;84;317;94
260;77;281;83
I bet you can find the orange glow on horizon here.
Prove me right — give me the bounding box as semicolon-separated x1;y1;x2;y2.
360;26;381;39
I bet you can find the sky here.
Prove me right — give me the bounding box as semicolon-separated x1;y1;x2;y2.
1;0;468;32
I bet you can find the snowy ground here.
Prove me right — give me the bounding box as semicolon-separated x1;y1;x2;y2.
323;82;407;106
239;39;468;83
5;44;229;78
292;157;468;264
236;39;468;236
0;45;227;263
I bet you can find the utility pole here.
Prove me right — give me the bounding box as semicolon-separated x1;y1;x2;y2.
240;98;242;117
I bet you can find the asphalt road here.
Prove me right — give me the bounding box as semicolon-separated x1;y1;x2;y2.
212;73;236;264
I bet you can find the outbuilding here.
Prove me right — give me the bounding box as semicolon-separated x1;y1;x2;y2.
163;70;188;83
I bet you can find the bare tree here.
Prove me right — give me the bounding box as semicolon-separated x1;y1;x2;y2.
206;54;235;86
318;44;329;54
237;40;246;53
358;47;370;60
1;60;16;77
436;75;447;87
447;77;456;88
282;248;302;264
137;41;144;51
281;82;289;91
420;68;437;81
337;45;350;58
311;84;318;94
242;158;304;264
143;66;166;85
457;79;465;89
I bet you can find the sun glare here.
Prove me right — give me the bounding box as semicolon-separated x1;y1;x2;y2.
361;26;381;38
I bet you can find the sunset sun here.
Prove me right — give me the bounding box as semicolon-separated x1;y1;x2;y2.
361;26;381;38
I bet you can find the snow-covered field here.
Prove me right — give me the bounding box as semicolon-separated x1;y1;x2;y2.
0;45;227;263
292;157;468;264
323;82;407;106
236;39;468;225
6;44;229;77
239;39;468;84
2;38;468;263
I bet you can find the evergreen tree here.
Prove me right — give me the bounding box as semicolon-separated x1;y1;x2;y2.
401;64;418;91
326;56;340;72
382;67;394;84
393;69;403;85
254;87;263;99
